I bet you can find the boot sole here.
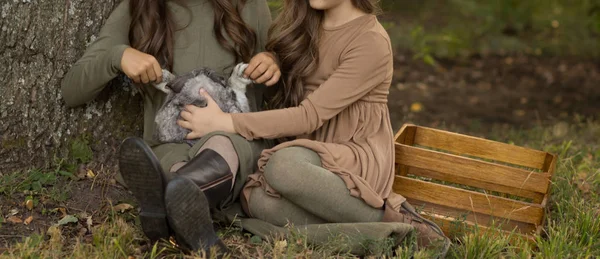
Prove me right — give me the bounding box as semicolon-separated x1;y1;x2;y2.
165;177;225;254
118;137;170;242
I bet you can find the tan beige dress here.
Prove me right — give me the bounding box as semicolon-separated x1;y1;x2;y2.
232;14;406;212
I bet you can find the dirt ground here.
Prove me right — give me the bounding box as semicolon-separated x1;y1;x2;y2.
387;52;600;134
0;162;131;250
2;53;599;251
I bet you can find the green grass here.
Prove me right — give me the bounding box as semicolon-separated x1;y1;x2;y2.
2;215;147;259
0;135;94;207
2;119;598;258
383;0;599;64
0;160;75;203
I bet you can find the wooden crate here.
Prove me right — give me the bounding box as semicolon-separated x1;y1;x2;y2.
393;124;556;242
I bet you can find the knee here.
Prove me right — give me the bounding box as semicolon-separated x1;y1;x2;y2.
247;188;286;226
195;135;235;156
263;147;313;192
203;135;232;146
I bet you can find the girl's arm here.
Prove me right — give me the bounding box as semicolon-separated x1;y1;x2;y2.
60;1;131;107
244;1;281;87
231;31;392;140
255;0;272;55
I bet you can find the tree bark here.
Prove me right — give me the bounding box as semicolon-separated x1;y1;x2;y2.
0;0;143;173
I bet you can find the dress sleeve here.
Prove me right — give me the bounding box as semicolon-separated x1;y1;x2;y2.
60;0;131;107
255;0;272;53
246;0;273;112
231;31;392;140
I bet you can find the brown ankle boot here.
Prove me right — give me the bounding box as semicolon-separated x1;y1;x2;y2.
383;201;450;258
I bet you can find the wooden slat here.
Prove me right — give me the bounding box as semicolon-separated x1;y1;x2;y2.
406;198;537;234
407;167;545;203
395;144;551;194
537;153;557;235
542;153;557;173
393;176;544;225
396;125;417;177
419;212;537;244
394;124;412;143
394;124;417;144
394;124;409;176
412;126;548;170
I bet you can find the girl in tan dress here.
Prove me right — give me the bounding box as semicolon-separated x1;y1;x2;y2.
176;0;451;256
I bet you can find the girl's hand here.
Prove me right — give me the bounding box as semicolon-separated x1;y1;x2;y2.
177;89;235;139
244;52;281;86
121;47;163;84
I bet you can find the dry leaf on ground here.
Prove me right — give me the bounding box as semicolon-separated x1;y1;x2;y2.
58;207;67;217
114;203;134;213
9;208;19;216
410;102;423;112
25;199;33;210
57;215;78;225
7;216;23;224
24;216;33;225
86;216;93;228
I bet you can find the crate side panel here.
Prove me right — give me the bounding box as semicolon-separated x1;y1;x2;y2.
394;124;415;143
421;213;537;244
407;167;545;203
406;198;538;234
396;125;417;176
393;176;544;225
537;153;557;235
413;126;548;170
395;144;551;194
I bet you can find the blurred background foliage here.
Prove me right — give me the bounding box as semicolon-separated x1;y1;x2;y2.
267;0;600;65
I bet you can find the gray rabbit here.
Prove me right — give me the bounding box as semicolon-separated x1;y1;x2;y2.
152;63;252;145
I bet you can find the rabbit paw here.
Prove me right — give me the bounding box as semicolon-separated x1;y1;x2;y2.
153;69;176;94
228;63;253;91
162;69;176;83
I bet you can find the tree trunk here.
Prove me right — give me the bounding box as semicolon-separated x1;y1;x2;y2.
0;0;143;173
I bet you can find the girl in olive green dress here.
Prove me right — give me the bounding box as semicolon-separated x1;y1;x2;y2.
61;0;279;255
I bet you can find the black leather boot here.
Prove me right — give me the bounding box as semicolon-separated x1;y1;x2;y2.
164;149;233;256
118;137;171;243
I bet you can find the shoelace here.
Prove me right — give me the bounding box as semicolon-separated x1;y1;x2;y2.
399;210;424;226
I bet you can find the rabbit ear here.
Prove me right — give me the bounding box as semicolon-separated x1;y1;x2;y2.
166;76;187;93
203;68;227;86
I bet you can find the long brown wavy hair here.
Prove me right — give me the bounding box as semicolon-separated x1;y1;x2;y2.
128;0;257;71
265;0;380;109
